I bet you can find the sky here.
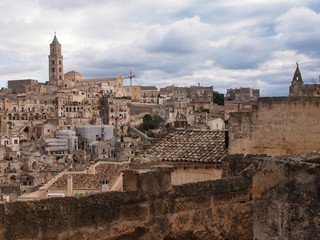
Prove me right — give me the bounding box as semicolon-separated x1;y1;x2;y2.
0;0;320;96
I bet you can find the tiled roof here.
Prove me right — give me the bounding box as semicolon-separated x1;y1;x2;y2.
49;163;128;190
140;130;227;163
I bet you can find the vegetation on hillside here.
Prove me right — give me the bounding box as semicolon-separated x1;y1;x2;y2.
213;91;225;105
140;114;165;131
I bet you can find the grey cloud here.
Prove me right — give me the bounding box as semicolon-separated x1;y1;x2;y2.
1;0;320;97
212;37;274;70
276;7;320;55
146;30;198;54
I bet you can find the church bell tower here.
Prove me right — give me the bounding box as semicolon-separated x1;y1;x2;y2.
48;33;63;87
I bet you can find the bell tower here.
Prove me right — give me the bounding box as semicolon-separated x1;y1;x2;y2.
48;33;63;87
289;62;304;96
291;61;303;85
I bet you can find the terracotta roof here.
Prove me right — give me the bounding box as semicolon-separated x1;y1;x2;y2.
49;162;128;190
140;86;158;90
140;129;227;163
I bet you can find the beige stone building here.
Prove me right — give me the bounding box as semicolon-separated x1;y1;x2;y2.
289;63;320;97
64;71;126;98
228;96;320;155
226;87;259;102
124;85;141;102
18;161;128;200
138;129;227;185
140;86;158;103
48;34;64;87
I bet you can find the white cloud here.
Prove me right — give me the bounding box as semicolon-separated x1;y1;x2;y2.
0;0;320;96
276;7;320;55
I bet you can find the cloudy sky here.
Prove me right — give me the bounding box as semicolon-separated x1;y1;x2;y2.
0;0;320;96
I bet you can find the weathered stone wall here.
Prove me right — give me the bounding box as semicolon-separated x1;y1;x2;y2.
0;170;252;240
0;185;20;201
170;165;223;185
229;97;320;155
252;153;320;239
1;153;319;239
223;153;320;240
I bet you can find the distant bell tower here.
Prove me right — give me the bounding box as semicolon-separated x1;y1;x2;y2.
291;61;303;85
289;62;304;96
48;33;63;87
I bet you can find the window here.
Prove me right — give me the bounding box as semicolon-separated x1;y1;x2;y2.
14;140;18;144
59;60;61;64
52;67;55;73
59;67;61;73
52;60;55;64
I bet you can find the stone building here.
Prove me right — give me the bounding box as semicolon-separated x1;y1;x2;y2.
48;34;64;87
226;87;259;101
77;125;114;143
64;72;126;98
140;86;158;103
160;84;214;105
18;161;129;200
124;85;141;102
289;62;320;96
138;129;227;185
228;96;320;155
44;130;78;155
224;87;259;120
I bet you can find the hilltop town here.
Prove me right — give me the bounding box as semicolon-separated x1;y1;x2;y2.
0;35;320;240
0;35;260;200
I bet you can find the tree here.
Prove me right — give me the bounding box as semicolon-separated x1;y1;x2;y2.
141;114;165;131
143;114;152;122
142;114;155;131
213;91;224;105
